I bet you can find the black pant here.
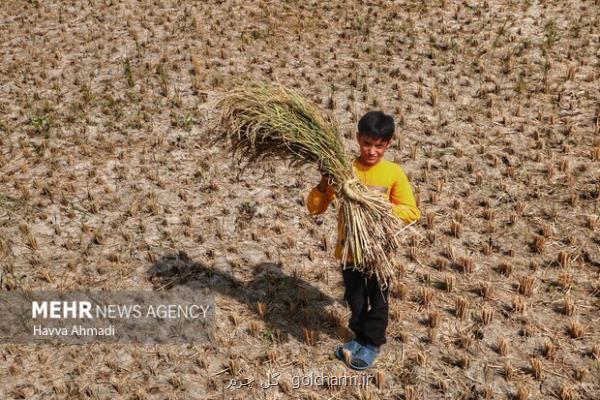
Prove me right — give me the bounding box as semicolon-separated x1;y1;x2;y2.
341;264;390;347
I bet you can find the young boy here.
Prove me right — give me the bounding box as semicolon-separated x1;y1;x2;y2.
306;111;420;370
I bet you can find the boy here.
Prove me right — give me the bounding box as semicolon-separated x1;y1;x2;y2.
306;111;420;370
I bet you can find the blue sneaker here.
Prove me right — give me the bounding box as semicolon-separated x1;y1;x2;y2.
334;340;363;363
349;344;380;370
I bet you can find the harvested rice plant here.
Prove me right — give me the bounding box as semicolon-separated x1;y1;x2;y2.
0;0;599;399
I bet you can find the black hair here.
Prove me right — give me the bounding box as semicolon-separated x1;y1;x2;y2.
357;111;395;141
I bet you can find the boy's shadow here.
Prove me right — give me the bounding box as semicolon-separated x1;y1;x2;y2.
146;251;346;345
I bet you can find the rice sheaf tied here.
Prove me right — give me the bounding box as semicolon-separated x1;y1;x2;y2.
214;81;410;289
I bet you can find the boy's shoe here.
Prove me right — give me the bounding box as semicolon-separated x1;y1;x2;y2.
349;344;380;370
334;340;363;363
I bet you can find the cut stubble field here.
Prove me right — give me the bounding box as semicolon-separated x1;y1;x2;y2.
0;0;599;399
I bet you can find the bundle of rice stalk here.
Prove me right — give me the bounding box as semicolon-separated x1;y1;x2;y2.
213;81;409;289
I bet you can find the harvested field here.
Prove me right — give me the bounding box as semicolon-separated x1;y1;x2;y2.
0;0;599;399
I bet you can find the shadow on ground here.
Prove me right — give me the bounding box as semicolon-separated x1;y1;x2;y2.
147;251;347;345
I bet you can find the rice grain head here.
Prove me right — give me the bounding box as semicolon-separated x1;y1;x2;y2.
214;81;410;288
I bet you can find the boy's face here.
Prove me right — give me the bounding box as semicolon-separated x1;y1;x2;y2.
356;132;390;166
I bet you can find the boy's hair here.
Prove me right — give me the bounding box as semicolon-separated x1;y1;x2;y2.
357;111;395;141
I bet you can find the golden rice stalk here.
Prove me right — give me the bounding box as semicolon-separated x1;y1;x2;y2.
213;81;408;288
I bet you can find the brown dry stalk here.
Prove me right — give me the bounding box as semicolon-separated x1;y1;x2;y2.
498;337;509;356
542;340;556;360
418;287;435;308
516;385;530;400
499;262;512;277
457;334;472;350
279;379;292;395
479;281;493;299
405;385;417;400
504;360;515;381
426;212;435;228
451;220;462;238
248;320;261;336
257;301;267;319
482;242;492;255
558;251;571;268
480;305;494;325
228;357;241;375
444;244;456;261
563;295;575;316
426;231;436;244
568;320;584;339
518;276;535;297
459;256;474;273
512;296;527;314
342;348;352;365
533;235;547;254
214;81;411;288
437;258;450;270
592;344;600;360
574;367;587;382
444;274;455;292
484;387;494;400
391;282;407;300
303;328;316;346
455;297;469;320
529;357;543;380
558;272;574;289
427;327;437;343
559;384;575;400
428;311;441;329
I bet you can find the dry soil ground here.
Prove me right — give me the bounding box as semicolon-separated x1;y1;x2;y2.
0;0;599;399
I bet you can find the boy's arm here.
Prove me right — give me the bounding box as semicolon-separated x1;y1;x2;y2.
390;166;421;223
306;175;336;215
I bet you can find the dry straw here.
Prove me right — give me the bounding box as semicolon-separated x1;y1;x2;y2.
213;81;410;288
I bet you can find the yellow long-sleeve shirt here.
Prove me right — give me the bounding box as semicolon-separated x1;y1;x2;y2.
306;158;420;262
